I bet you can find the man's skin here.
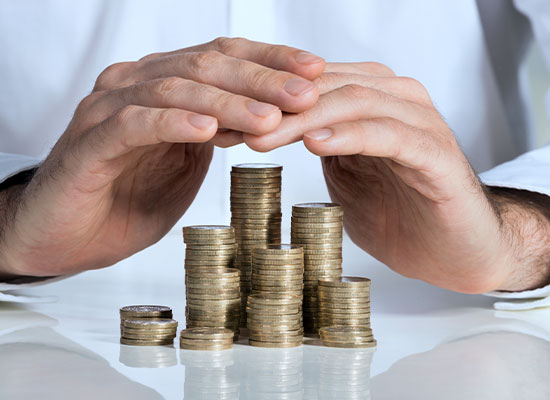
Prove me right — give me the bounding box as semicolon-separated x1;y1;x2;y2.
0;38;549;293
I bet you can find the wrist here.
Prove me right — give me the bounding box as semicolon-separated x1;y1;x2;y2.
487;187;550;292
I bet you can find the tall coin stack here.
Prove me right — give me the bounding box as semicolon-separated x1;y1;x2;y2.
246;294;303;348
317;277;376;348
230;163;282;326
251;244;304;298
290;203;344;334
183;225;241;340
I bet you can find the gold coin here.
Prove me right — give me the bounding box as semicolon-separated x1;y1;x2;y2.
180;327;233;339
180;342;233;351
248;339;302;348
120;337;174;346
123;319;178;330
119;305;172;319
321;340;377;349
318;276;372;288
122;332;176;340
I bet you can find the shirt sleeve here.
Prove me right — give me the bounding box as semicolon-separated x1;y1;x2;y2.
0;152;41;185
479;145;550;309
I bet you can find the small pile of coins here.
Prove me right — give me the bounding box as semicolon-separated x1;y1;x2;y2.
230;164;282;325
185;268;241;340
119;305;178;346
317;277;376;348
291;203;344;334
247;294;303;348
251;244;304;298
180;327;234;351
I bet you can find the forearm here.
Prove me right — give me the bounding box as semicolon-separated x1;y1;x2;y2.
488;186;550;292
0;182;26;280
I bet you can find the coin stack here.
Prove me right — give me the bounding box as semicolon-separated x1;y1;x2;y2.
246;294;303;348
185;268;241;340
230;163;282;326
183;225;237;271
251;244;304;298
119;305;173;335
180;327;234;351
291;203;344;334
120;319;178;346
317;277;376;348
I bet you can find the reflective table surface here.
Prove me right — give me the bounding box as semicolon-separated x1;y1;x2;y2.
2;231;549;399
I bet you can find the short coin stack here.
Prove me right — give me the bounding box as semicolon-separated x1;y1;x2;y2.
180;327;234;351
185;268;241;340
247;294;303;348
120;305;173;333
120;305;176;346
317;277;376;348
291;203;344;334
230;163;282;325
251;244;304;298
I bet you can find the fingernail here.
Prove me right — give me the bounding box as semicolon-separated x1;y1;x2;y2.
283;78;315;96
247;101;279;117
305;128;333;141
188;114;216;129
295;51;324;65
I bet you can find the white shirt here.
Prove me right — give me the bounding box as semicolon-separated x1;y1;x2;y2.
0;0;549;307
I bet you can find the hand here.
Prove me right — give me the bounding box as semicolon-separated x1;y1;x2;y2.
0;37;325;278
239;63;549;293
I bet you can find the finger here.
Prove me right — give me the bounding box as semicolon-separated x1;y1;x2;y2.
140;37;326;80
130;51;319;113
324;62;395;76
92;77;283;135
84;106;217;161
211;130;244;148
315;73;432;105
242;84;438;152
302;118;438;170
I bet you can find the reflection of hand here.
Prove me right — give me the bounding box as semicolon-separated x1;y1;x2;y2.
372;332;550;399
241;62;550;293
0;38;324;278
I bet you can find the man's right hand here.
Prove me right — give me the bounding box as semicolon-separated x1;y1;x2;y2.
0;37;324;278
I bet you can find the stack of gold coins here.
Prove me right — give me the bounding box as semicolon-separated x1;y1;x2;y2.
317;277;376;348
230;163;282;326
251;244;304;298
291;203;344;334
120;319;178;346
185;268;241;340
183;225;237;271
119;305;173;334
247;294;303;348
180;327;234;351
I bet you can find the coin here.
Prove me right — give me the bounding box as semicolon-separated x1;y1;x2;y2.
120;337;174;346
123;319;178;330
180;327;234;340
119;305;173;319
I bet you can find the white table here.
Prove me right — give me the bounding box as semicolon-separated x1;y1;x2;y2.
1;230;549;399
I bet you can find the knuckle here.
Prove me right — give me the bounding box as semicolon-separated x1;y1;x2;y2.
76;92;103;114
341;83;369;98
114;105;138;127
244;135;272;153
399;76;431;100
245;67;274;90
154;76;183;99
214;36;245;54
94;61;134;90
189;50;222;73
